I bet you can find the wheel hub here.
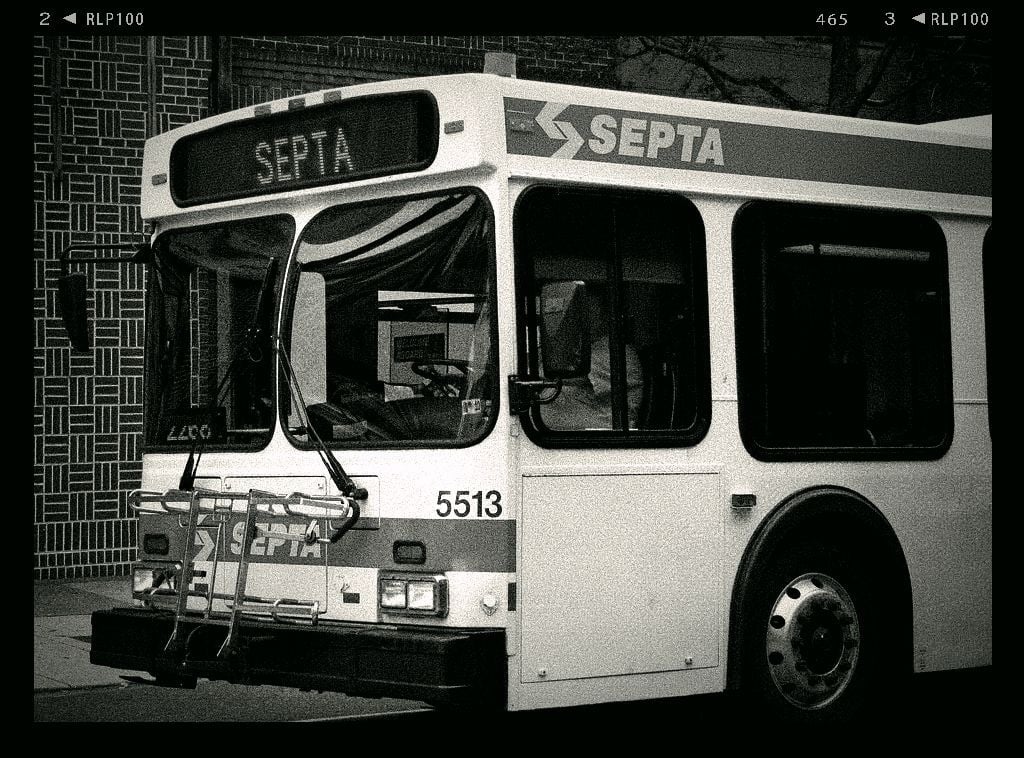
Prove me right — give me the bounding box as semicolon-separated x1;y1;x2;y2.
766;573;860;709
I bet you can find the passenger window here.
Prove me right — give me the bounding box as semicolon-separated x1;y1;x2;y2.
733;201;953;460
515;187;710;447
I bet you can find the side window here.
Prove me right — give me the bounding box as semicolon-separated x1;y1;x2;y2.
733;201;952;460
514;187;710;447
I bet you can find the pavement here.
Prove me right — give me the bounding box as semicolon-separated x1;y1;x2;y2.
34;576;139;692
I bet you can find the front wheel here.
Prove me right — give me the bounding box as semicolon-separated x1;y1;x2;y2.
738;543;906;723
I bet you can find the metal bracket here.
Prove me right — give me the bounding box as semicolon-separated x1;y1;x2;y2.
507;375;562;414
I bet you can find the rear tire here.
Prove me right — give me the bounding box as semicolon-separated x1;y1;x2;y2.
738;536;906;724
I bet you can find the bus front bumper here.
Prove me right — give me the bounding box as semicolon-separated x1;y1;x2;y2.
90;608;506;708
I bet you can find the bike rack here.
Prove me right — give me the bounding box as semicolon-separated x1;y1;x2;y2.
129;488;355;661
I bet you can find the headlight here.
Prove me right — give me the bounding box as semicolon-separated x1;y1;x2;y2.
378;573;448;617
132;562;180;601
380;579;408;609
407;581;436;610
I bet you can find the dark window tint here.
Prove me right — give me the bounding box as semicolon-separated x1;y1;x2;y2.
733;202;952;460
515;187;710;447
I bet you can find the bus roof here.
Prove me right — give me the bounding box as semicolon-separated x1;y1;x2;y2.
922;115;992;137
141;73;991;223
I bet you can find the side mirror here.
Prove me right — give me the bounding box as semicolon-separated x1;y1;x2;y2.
56;241;152;352
539;281;590;379
58;272;91;352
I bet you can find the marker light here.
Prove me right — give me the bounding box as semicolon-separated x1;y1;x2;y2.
378;573;449;618
143;533;170;556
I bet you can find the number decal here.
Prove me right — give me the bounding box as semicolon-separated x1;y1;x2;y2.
436;490;503;518
40;12;51;25
486;490;503;517
166;423;213;442
436;491;452;517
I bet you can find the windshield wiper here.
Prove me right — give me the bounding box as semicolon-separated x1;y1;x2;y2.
178;257;279;490
277;336;365;542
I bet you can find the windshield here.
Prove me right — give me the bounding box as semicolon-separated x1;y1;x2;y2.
284;189;497;447
144;215;295;450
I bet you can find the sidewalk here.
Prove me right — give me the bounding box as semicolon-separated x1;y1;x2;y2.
34;577;138;692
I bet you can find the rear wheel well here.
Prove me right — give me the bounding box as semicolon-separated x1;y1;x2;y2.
727;486;913;699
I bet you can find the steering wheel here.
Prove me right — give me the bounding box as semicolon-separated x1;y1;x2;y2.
410;358;469;398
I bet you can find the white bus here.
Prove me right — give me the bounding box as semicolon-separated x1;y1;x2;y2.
65;70;991;722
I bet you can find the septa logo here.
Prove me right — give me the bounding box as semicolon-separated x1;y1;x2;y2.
527;100;726;167
230;521;322;559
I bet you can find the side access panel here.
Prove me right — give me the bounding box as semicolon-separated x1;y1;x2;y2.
520;472;720;682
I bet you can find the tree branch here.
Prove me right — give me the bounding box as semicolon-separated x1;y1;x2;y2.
848;37;901;114
637;36;806;110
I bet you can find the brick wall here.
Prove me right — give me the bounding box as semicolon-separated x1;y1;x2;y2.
33;35;212;579
32;35;620;579
229;36;618;108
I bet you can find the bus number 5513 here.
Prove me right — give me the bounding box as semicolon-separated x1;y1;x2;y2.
436;490;502;518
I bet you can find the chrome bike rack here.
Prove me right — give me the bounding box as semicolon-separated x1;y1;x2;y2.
129;488;355;660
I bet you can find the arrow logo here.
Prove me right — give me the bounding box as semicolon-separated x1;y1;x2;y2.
194;524;216;562
535;102;585;159
912;12;926;24
63;12;77;23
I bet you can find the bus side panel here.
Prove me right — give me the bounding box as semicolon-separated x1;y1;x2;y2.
889;403;992;673
716;400;992;676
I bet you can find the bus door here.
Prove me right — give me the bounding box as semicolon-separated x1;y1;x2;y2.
512;186;721;687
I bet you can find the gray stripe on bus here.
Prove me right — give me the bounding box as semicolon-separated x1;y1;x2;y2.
143;516;518;573
504;97;991;198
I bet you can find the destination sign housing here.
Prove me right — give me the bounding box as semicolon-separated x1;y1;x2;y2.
170;92;438;206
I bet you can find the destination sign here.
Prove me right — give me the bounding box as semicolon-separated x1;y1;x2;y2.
170;92;438;206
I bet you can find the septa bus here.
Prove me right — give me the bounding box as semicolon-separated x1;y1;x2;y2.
60;69;991;722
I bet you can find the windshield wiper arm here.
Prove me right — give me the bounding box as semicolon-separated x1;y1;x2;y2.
276;336;366;541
